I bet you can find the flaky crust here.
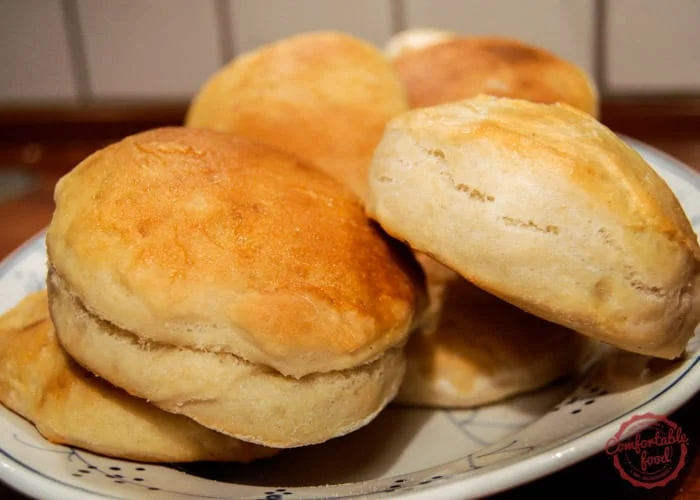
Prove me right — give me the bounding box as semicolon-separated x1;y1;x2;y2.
0;291;277;463
46;127;424;377
48;273;406;448
387;32;598;117
367;95;700;360
397;254;594;408
185;30;409;201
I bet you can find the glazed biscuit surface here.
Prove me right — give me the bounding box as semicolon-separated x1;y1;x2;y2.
186;31;409;202
47;127;425;377
388;33;598;116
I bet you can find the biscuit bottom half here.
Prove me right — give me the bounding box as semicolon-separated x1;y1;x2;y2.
0;290;278;463
395;255;597;408
48;270;406;449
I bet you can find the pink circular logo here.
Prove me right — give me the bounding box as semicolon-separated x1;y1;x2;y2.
605;412;688;489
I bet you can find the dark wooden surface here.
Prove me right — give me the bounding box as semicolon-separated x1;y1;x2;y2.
0;100;699;499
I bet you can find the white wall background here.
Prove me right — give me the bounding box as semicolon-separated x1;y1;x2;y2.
0;0;699;105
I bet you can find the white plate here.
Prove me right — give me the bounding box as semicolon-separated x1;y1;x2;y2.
0;137;699;500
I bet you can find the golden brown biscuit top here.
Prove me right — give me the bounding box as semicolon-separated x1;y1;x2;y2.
185;30;409;202
387;95;699;258
391;36;598;116
47;127;425;377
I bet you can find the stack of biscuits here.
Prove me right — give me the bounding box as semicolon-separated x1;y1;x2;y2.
1;28;698;466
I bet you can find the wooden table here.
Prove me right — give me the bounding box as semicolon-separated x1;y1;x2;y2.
0;102;699;499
